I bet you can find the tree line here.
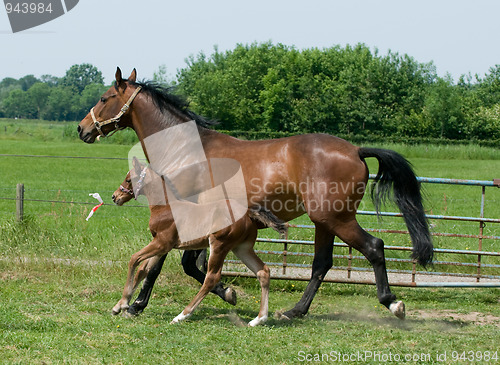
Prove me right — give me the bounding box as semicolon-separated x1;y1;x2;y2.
0;64;107;121
1;43;499;140
177;43;499;140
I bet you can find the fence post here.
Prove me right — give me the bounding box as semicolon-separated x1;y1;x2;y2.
477;185;486;282
16;183;24;221
282;227;289;275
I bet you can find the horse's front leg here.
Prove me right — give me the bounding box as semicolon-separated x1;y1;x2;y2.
281;224;334;320
171;238;230;324
127;224;178;316
112;238;168;315
127;254;167;316
132;258;154;292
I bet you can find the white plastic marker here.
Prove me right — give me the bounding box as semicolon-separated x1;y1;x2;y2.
86;193;104;221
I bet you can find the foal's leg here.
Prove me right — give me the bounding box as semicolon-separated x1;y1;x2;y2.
333;219;404;319
182;250;237;305
281;224;334;320
171;238;232;324
232;241;270;326
112;238;170;315
127;254;167;316
132;257;156;292
127;225;177;316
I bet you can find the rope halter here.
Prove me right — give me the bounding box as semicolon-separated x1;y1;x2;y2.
119;184;134;196
90;86;142;137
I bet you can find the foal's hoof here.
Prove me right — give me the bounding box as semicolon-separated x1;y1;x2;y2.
389;301;406;320
170;311;190;325
248;315;268;327
112;302;128;316
224;287;237;306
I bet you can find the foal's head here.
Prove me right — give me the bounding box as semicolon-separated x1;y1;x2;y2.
112;171;135;206
112;157;150;206
78;67;139;143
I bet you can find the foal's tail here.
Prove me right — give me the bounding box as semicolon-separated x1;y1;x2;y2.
358;147;433;267
249;208;288;238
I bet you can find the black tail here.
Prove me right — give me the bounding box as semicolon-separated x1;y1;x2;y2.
359;147;433;267
249;208;288;238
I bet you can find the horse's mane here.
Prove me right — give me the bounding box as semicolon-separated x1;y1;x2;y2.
127;80;218;128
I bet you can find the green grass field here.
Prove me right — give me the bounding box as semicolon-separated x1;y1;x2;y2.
0;119;499;364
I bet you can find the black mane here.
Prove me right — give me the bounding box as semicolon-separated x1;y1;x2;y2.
129;80;218;128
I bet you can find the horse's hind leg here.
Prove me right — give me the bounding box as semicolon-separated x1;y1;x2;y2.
333;219;405;319
182;250;237;305
281;224;334;320
232;241;270;326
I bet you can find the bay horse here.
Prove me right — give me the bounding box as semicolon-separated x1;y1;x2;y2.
111;158;287;325
78;68;433;321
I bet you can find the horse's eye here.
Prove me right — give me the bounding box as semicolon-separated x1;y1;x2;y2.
100;97;106;103
126;179;131;183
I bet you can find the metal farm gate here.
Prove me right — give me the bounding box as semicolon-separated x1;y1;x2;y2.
222;176;500;288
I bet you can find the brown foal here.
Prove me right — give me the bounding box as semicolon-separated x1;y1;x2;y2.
111;159;287;326
113;166;238;307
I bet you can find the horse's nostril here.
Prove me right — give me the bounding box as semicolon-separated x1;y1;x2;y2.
112;194;116;202
77;125;81;133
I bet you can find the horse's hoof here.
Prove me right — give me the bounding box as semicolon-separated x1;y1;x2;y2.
121;311;135;319
248;315;267;327
170;311;190;325
126;306;142;317
389;301;405;320
112;302;128;316
224;287;237;306
274;310;291;321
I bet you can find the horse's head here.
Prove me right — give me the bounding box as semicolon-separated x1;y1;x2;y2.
78;67;140;143
112;157;150;205
112;171;135;206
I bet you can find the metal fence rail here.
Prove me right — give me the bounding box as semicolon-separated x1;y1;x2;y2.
222;176;500;288
1;153;498;288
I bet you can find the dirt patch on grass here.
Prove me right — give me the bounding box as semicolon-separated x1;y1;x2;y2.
412;309;500;327
0;270;38;282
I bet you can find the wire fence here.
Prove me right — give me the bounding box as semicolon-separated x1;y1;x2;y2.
0;153;128;160
1;153;499;287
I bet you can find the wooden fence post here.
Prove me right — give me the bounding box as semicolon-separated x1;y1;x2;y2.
16;183;24;221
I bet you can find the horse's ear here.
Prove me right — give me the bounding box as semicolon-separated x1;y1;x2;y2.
115;67;123;84
132;156;143;175
132;156;140;170
128;68;137;83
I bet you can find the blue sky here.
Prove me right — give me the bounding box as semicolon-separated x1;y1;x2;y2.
1;0;499;83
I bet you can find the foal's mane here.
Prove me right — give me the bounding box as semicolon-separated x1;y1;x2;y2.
127;80;218;128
